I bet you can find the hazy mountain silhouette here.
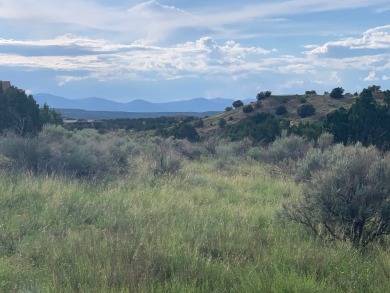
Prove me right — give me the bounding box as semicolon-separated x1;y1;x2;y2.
34;93;252;113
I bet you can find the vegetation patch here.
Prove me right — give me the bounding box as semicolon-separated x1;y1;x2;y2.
0;84;389;292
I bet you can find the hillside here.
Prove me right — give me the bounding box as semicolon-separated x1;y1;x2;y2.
198;93;357;136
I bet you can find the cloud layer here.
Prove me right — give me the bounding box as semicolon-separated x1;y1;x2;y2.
0;0;389;100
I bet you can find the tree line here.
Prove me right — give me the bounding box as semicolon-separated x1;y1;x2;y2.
0;84;62;135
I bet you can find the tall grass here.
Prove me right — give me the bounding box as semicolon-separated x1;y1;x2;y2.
0;159;389;292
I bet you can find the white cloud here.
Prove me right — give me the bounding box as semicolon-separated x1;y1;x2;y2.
330;72;342;83
278;64;314;74
1;0;389;45
364;70;379;81
307;25;390;57
4;28;388;90
0;35;273;84
57;75;90;86
283;80;303;88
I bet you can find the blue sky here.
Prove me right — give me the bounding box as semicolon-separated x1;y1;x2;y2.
0;0;390;102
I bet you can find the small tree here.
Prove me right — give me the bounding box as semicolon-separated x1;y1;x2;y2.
297;104;315;117
243;105;254;113
275;105;287;115
218;118;226;128
256;91;271;101
283;144;390;247
368;85;381;92
232;100;244;108
169;123;200;142
256;92;265;101
225;106;233;112
40;103;63;126
330;87;344;99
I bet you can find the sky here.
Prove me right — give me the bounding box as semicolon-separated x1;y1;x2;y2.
0;0;390;103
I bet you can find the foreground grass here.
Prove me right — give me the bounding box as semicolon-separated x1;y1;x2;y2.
0;162;389;292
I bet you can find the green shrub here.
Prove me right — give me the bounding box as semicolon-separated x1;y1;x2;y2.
247;147;262;161
230;137;253;156
242;105;254;113
275;105;287;115
63;146;98;178
0;126;139;178
316;132;334;151
224;113;280;144
259;134;312;166
215;144;235;160
330;87;344;99
284;143;390;247
256;91;271;100
218;118;227;128
201;135;221;156
297;104;316;118
232;100;244;108
169;123;200;142
213;142;240;171
173;139;203;160
294;147;325;182
0;133;49;173
295;143;354;182
290;121;323;141
149;137;182;175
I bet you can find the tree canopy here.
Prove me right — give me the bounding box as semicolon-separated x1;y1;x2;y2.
0;86;62;135
0;86;42;135
324;86;390;150
330;87;344;99
232;100;244;108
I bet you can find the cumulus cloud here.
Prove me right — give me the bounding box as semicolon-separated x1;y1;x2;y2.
307;25;390;57
3;27;388;90
364;70;379;81
0;35;274;85
330;72;342;83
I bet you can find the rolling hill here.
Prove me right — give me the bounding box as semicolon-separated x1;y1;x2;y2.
198;93;357;135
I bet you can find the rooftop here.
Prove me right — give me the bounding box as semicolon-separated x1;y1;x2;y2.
1;81;11;92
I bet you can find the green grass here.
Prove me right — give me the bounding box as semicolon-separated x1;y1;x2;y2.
0;161;389;292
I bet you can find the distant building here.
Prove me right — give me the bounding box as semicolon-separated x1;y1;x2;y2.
0;80;11;92
63;119;106;128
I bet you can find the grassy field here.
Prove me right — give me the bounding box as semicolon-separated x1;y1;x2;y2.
1;159;389;292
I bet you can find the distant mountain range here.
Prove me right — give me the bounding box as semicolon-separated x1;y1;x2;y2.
34;93;253;113
56;109;221;120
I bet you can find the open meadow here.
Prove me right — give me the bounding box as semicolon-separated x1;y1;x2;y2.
0;127;389;292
